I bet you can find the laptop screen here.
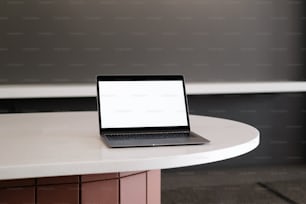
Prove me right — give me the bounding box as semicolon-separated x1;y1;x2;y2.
98;79;188;129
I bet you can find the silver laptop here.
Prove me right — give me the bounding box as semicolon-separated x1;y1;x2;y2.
96;75;209;148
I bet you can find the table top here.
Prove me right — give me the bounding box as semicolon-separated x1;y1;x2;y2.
0;111;259;180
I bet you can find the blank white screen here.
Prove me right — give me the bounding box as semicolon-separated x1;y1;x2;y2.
99;80;188;128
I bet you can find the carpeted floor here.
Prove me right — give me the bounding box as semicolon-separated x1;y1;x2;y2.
263;180;306;204
161;165;306;204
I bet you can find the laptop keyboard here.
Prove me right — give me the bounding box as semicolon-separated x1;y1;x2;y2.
105;132;189;141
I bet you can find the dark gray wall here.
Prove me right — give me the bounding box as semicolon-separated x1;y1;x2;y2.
0;0;305;84
188;93;306;167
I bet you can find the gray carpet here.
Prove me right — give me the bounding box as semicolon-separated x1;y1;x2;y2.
264;179;306;204
162;184;288;204
161;165;306;204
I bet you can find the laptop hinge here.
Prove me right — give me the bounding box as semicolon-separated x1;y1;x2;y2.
104;130;189;135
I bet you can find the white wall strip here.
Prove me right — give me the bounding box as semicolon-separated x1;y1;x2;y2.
186;82;306;95
0;84;96;99
0;82;306;99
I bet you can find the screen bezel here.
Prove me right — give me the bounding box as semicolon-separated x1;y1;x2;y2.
96;75;191;134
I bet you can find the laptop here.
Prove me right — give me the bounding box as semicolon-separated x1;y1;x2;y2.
96;75;210;148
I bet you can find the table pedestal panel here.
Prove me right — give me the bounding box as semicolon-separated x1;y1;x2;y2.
120;172;147;204
0;170;161;204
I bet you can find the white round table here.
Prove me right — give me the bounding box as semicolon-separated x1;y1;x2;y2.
0;111;259;204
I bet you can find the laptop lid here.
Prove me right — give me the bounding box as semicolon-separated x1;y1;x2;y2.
96;75;191;134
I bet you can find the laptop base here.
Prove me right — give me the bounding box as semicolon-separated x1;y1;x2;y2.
102;131;209;148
